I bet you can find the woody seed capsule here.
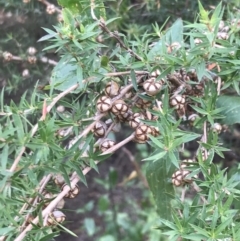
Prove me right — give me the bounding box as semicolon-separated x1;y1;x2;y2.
134;124;152;143
52;210;66;223
117;111;132;122
28;56;37;64
96;96;112;112
111;100;129;116
54;174;65;186
3;52;13;61
46;4;56;14
135;97;152;109
170;95;185;110
105;81;120;97
143;78;162;96
27;47;37;56
92;121;107;137
46;210;66;226
62;184;80;199
100;139;116;152
129;113;145;129
212;123;222;134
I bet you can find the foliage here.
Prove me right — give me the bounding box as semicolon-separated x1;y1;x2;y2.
1;0;240;241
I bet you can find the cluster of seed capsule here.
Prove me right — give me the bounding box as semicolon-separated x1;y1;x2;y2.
35;175;80;227
92;72;166;151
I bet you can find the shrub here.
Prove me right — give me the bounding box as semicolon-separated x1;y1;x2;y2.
1;1;240;241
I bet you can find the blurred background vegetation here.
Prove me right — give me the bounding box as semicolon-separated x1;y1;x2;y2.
1;0;240;240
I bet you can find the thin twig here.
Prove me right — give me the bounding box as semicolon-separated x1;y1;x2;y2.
105;71;148;77
90;1;143;61
101;133;135;155
122;147;149;188
191;182;208;204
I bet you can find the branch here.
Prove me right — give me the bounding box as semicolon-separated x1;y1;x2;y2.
122;147;149;188
90;1;143;61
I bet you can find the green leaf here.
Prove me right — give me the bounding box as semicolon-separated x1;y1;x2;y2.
67;161;87;186
0;227;15;236
39;233;59;241
51;60;80;92
1;144;9;170
146;157;175;220
100;56;109;67
198;1;209;23
84;218;96;236
165;18;183;44
57;0;84;14
12;114;24;141
130;70;138;91
216;95;240;124
215;218;232;235
99;235;115;241
190;224;209;237
143;150;167;161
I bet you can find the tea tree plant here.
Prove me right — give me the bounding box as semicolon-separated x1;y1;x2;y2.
1;1;240;240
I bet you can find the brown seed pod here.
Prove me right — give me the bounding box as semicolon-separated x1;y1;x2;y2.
96;96;112;113
41;191;54;207
150;69;161;77
172;170;192;186
145;110;158;121
134;124;152;143
3;52;13;61
27;47;37;56
117;111;132;122
143;78;162;96
188;114;199;124
56;199;65;209
22;69;30;78
100;139;116;152
53;174;65;186
52;210;66;223
212;123;222;134
170;95;185;110
26;215;34;225
135;97;152;109
129;113;145;129
172;170;184;187
172;159;197;187
46;210;66;226
56;105;65;113
121;87;134;99
27;56;37;64
181;170;192;183
46;4;56;14
111;100;129;116
218;20;225;31
62;184;80;199
217;32;229;40
194;38;203;45
222;26;230;32
92;121;107;137
105;81;120;97
167;42;181;53
150;126;160;137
